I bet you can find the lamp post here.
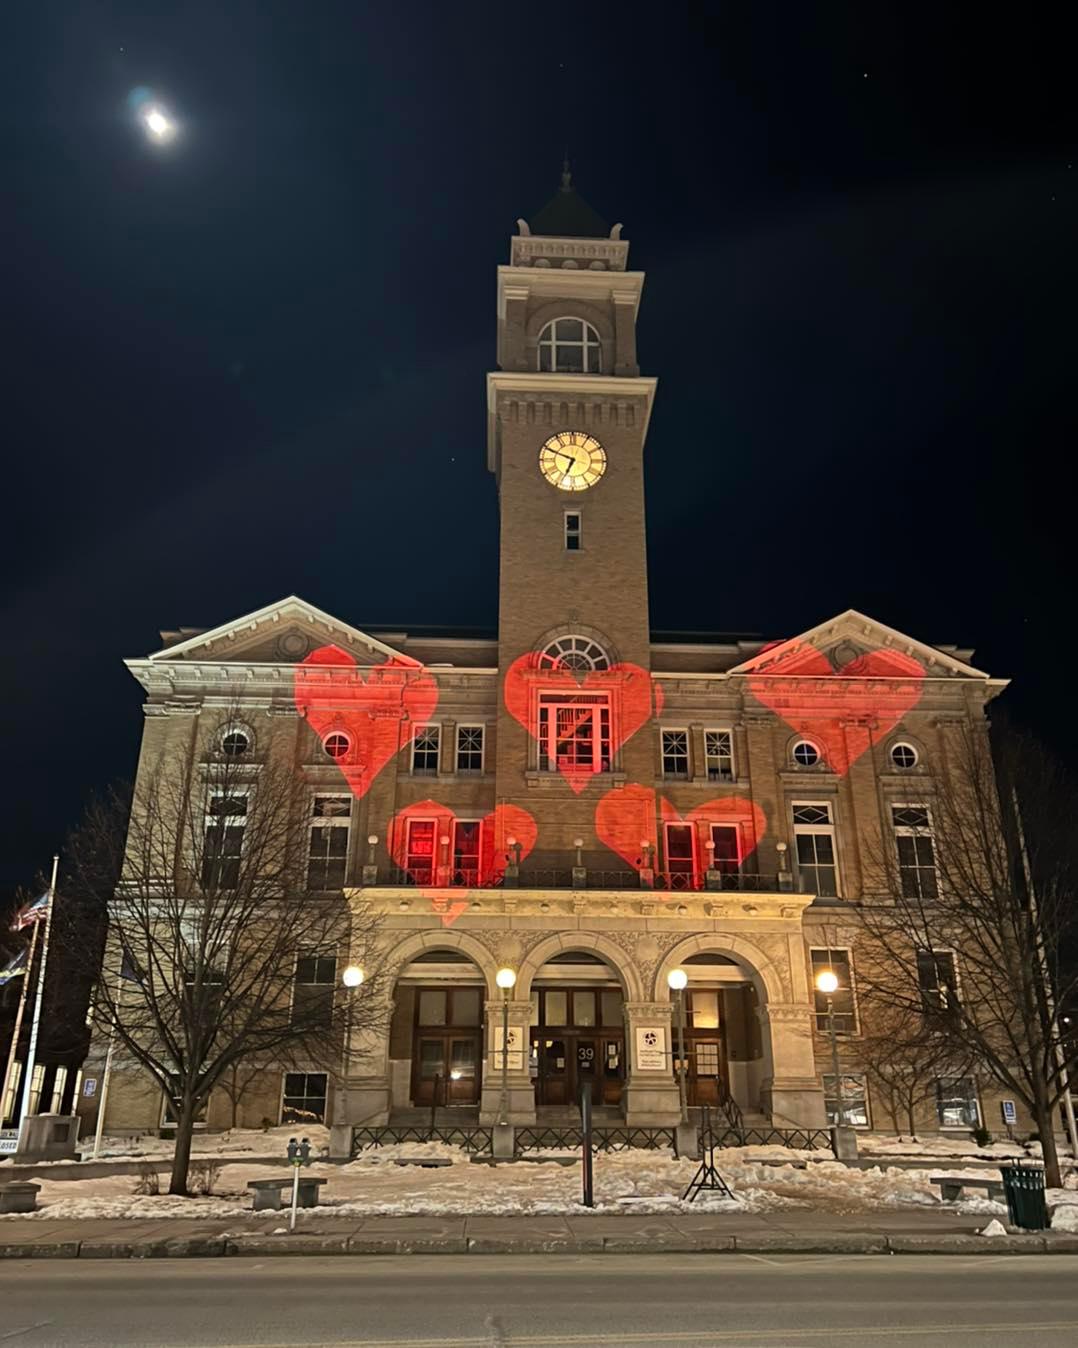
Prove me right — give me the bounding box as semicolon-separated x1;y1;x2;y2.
814;968;844;1126
667;968;689;1124
495;967;516;1126
340;964;364;1096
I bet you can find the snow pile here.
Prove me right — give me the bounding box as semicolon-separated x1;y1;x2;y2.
0;1147;1029;1224
1050;1200;1078;1232
978;1219;1008;1237
84;1124;331;1162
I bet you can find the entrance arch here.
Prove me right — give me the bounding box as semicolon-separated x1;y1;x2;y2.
385;934;493;1116
518;933;641;1114
654;935;783;1117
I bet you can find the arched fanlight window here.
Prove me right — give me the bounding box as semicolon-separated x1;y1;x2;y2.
537;318;602;374
539;635;610;672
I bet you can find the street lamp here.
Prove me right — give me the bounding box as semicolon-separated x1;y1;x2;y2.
667;968;689;1124
339;965;365;1116
495;967;517;1126
815;968;845;1127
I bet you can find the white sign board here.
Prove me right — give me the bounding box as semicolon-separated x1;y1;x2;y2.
1001;1100;1018;1125
83;1078;98;1098
635;1026;667;1071
0;1129;19;1156
492;1025;524;1071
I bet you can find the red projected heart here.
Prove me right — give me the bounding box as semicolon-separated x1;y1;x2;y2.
748;642;925;776
388;801;537;926
595;785;766;883
294;644;439;800
503;653;659;794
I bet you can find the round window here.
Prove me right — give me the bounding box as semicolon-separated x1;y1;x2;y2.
792;740;820;768
890;742;918;769
221;729;250;757
323;732;350;760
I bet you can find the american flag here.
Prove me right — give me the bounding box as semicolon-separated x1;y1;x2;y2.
10;891;49;932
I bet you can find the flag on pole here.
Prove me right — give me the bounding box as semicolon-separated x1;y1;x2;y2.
0;946;28;986
119;942;145;984
9;892;49;932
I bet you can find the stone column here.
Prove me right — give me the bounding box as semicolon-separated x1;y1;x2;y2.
612;292;639;376
757;1002;826;1128
329;992;394;1155
622;1001;681;1125
479;998;536;1125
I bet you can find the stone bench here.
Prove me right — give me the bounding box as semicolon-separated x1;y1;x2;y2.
930;1175;1005;1204
0;1182;41;1214
247;1176;327;1211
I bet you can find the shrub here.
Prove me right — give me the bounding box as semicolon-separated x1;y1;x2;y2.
133;1163;160;1195
971;1126;993;1148
190;1161;222;1195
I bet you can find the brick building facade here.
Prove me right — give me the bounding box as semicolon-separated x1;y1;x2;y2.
85;176;1014;1142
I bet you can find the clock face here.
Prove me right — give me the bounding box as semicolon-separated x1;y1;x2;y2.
539;431;607;492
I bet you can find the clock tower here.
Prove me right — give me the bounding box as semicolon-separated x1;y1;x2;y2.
487;168;658;841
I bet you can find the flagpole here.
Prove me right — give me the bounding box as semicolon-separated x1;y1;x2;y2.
91;967;124;1160
17;855;58;1132
0;921;39;1125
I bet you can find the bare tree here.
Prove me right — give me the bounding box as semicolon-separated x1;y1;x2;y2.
859;720;1078;1186
857;999;972;1141
64;717;385;1195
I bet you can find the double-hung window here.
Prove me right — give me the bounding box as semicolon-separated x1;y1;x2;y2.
793;803;839;897
292;952;337;1029
917;950;958;1015
282;1071;328;1124
564;511;582;551
404;817;488;886
935;1076;979;1128
664;823;696;889
412;725;440;776
202;792;247;889
823;1073;869;1127
307;795;351;890
661;729;690;779
810;948;857;1033
704;729;734;781
452;820;482;885
455;725;484;774
538;692;611;775
709;824;740;875
892;805;939;899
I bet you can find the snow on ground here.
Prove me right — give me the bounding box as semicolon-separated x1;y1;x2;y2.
859;1135;1037;1160
10;1143;1074;1224
80;1124;331;1162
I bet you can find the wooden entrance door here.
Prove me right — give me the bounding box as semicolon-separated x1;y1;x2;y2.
535;1031;625;1107
413;1034;481;1106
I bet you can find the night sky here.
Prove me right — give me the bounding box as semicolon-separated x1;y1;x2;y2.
4;4;1074;895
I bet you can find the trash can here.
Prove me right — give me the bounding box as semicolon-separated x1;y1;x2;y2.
1000;1163;1048;1230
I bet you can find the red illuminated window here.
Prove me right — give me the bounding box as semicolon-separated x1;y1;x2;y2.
404;819;436;884
664;823;696;889
538;693;611;774
709;824;740;875
452;821;482;885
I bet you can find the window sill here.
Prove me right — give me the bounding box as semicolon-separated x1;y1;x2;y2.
523;770;627;789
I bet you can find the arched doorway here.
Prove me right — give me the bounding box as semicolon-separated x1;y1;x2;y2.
388;946;488;1118
529;950;628;1116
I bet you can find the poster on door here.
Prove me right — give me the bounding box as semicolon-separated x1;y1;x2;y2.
492;1025;524;1071
635;1026;667;1071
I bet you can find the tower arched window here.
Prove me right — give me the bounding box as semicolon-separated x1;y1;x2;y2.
539;635;610;671
537;318;602;374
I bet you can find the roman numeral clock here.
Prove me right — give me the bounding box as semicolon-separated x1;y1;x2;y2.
538;431;607;492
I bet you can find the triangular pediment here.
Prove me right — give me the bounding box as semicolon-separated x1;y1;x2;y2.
727;610;994;681
143;596;414;667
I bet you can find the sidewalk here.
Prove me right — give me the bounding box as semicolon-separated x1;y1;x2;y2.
3;1207;1078;1259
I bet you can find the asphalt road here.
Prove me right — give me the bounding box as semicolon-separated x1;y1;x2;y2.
1;1254;1077;1347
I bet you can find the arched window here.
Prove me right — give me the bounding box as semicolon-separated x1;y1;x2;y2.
539;635;610;672
537;318;602;374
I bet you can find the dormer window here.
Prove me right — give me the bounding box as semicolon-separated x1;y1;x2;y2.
538;318;601;374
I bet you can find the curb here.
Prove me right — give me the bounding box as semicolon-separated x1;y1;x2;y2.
3;1233;1078;1259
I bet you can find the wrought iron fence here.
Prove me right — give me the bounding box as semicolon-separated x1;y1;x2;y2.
350;1125;493;1156
368;867;779;893
514;1126;677;1153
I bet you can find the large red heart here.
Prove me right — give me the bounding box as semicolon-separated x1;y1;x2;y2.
388;801;537;926
595;786;766;889
294;644;439;800
747;642;925;776
503;653;660;794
